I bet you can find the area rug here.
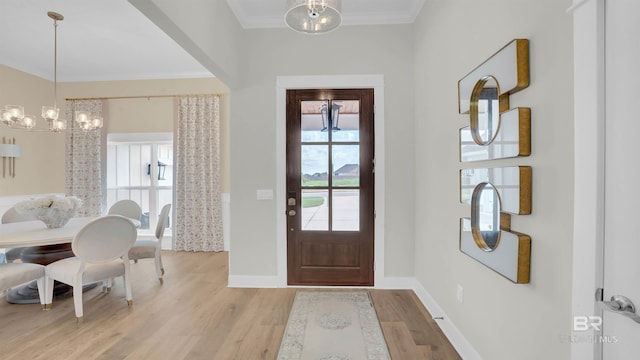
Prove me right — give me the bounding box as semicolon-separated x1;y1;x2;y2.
278;290;391;360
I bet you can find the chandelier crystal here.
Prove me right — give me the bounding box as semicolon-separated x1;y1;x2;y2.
285;0;342;34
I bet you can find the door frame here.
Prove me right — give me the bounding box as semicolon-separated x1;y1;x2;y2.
570;0;605;359
276;74;385;287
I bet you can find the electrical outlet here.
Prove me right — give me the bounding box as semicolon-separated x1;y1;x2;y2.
456;284;464;303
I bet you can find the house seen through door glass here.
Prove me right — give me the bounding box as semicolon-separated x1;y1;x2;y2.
106;133;173;246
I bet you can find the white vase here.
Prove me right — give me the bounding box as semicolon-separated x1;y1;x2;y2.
32;207;75;228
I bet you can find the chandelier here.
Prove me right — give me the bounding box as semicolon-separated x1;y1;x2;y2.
1;12;103;133
285;0;342;34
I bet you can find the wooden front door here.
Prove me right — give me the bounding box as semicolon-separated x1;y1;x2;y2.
286;89;375;286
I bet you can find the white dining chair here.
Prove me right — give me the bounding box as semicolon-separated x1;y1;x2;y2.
108;200;142;222
0;263;46;308
44;215;137;322
1;207;36;263
129;204;171;284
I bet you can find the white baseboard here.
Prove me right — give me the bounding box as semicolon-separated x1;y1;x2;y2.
221;193;230;251
411;279;482;360
227;275;281;288
375;276;416;289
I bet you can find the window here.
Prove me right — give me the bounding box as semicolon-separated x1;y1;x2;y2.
106;133;173;237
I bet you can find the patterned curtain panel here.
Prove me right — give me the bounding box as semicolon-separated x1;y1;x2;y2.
175;95;223;251
65;100;103;217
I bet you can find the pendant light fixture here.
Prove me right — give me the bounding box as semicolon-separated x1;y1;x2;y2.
2;12;66;132
2;11;102;133
285;0;342;34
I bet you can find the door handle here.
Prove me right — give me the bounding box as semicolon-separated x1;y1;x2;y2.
598;295;640;324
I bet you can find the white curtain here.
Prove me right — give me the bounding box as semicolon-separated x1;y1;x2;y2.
175;95;223;252
65;100;103;217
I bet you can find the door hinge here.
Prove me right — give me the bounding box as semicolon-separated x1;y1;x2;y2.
372;158;376;174
373;261;376;272
595;287;604;302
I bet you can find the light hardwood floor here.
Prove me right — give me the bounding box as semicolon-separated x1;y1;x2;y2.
0;252;460;359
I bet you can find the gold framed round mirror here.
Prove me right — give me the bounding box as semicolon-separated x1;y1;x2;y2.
469;76;501;145
470;182;502;251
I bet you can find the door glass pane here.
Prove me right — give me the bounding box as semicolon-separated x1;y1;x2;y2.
302;145;329;187
332;145;359;187
332;100;360;142
301;190;328;231
333;189;359;231
301;100;329;142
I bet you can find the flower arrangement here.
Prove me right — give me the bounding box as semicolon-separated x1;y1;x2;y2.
15;195;82;228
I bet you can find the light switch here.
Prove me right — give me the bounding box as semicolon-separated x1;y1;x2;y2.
256;189;273;200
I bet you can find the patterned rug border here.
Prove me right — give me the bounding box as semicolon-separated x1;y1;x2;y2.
278;290;391;360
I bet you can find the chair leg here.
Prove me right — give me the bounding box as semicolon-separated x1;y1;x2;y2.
36;277;46;308
159;254;165;276
123;273;133;306
44;277;55;310
73;281;84;320
154;252;163;283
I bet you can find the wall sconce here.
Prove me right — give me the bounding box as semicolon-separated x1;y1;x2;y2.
0;137;22;178
147;161;167;180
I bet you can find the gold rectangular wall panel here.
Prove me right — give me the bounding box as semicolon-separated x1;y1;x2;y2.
460;108;530;162
458;39;529;114
460;218;531;283
460;166;532;215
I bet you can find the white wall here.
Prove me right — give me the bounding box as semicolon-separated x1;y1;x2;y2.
130;0;245;89
413;1;574;359
0;66;66;196
228;25;416;279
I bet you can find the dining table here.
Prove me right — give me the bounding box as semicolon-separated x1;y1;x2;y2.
0;217;95;304
0;217;94;248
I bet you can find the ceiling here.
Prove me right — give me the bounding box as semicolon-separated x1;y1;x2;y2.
0;0;424;83
228;0;425;28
